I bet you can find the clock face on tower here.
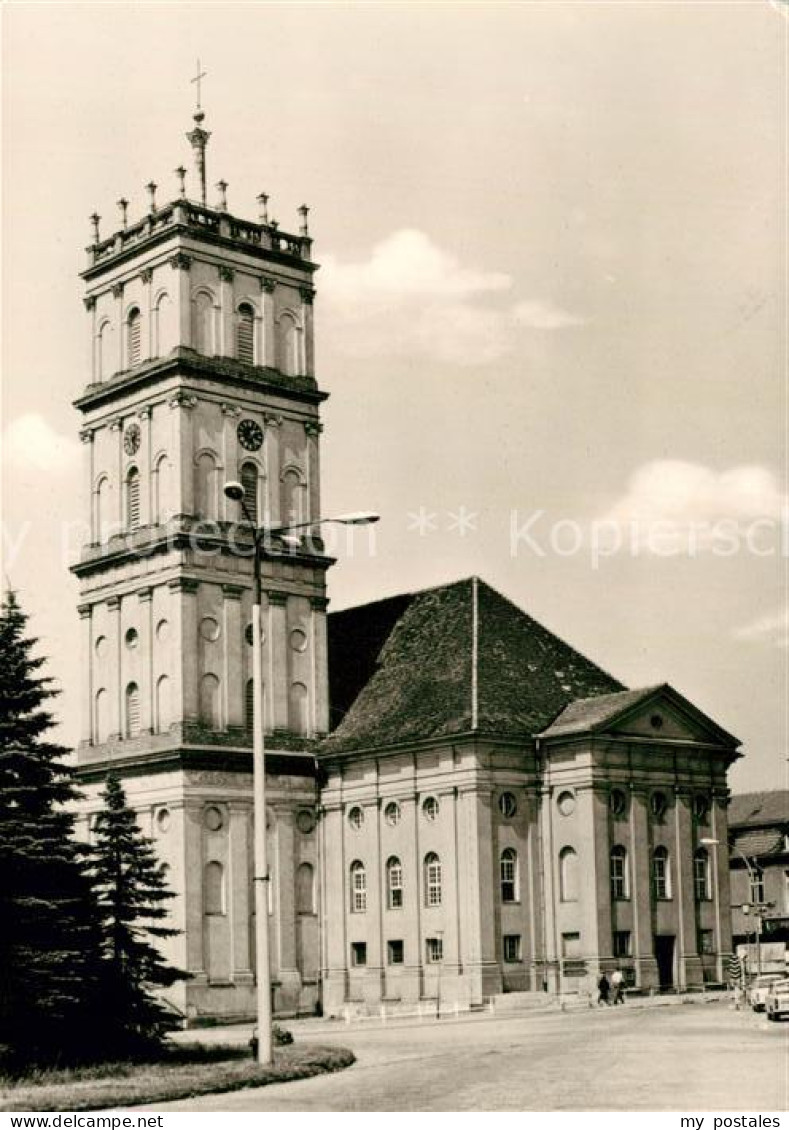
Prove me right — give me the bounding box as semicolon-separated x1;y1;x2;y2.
237;418;263;451
123;424;141;456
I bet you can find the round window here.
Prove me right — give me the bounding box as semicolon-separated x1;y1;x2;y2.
297;809;315;834
204;805;224;832
557;790;576;816
650;714;664;730
499;792;517;818
384;801;401;827
200;617;220;642
348;806;364;831
124;627;138;649
609;788;627;818
650;791;668;819
290;628;308;653
422;796;439;821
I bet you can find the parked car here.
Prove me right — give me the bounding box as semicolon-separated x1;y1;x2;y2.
747;973;786;1012
765;978;789;1022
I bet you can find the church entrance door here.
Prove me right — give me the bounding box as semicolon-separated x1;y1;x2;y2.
654;934;675;990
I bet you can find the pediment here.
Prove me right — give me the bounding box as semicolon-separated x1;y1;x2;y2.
607;687;736;747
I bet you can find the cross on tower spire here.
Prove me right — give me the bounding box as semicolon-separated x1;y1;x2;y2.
191;59;207;112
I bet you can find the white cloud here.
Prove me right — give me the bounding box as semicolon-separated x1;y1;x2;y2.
733;608;789;649
320;229;585;366
3;413;80;474
602;461;786;526
594;460;787;555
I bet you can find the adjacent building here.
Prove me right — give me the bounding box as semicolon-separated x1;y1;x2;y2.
727;790;789;973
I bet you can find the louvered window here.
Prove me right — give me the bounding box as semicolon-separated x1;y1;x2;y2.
126;468;140;530
125;682;140;737
127;308;141;367
240;461;258;524
237;304;255;364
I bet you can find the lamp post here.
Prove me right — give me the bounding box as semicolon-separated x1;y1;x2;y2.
223;480;379;1064
701;837;769;978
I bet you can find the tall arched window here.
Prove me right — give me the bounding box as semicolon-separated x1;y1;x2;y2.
94;476;109;542
97;319;111;381
281;468;303;526
153;292;171;357
152;454;169;525
424;852;442;907
127;307;141;367
500;848;518;903
155;675;171;733
288;681;309;735
240;461;259;524
694;848;711;901
199;673;221;729
559;846;579;902
387;856;403;909
237;303;255;364
192;291;215;355
194;452;218;519
125;682;141;738
610;845;629;900
205;861;225;915
126;467;140;530
296;862;315;915
652;846;672;900
94;688;108;743
350;860;367;913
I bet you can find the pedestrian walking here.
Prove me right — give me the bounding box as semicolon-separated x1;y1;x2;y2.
597;972;610;1006
611;967;625;1005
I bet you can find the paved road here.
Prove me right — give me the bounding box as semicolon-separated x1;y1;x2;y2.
143;1003;788;1112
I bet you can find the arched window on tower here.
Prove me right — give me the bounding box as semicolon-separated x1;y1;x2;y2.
94;688;109;743
127;307;141;368
155;675;171;734
126;467;140;530
125;682;141;738
97;319;111;381
194;452;218;519
289;682;309;735
153;292;171;357
204;861;225;915
500;848;518;903
94;476;109;543
559;846;579;902
281;468;303;527
152;454;169;525
236;303;255;364
199;673;221;730
277;312;299;376
296;862;315;915
240;462;259;524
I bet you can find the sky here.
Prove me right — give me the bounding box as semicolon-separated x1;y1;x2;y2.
1;1;787;793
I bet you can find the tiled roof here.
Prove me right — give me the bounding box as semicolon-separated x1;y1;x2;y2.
728;790;789;830
321;577;624;755
537;686;664;738
732;828;785;858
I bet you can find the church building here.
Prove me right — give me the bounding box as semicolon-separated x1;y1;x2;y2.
72;106;740;1023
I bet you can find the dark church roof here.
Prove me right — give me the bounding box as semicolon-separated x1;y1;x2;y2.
321;577;624;755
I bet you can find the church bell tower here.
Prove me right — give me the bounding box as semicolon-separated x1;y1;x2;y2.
72;99;327;1021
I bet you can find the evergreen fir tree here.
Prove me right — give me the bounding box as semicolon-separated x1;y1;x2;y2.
89;773;187;1055
0;590;104;1067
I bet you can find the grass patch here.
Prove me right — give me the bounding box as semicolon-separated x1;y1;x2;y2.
0;1042;355;1111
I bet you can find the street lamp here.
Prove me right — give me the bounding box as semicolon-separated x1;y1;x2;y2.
701;837;770;977
224;480;379;1065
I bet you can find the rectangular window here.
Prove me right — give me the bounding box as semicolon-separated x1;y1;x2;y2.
613;931;631;958
426;937;443;963
561;932;581;959
750;869;765;905
351;942;367;967
387;940;404;966
503;934;522;963
699;929;715;955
